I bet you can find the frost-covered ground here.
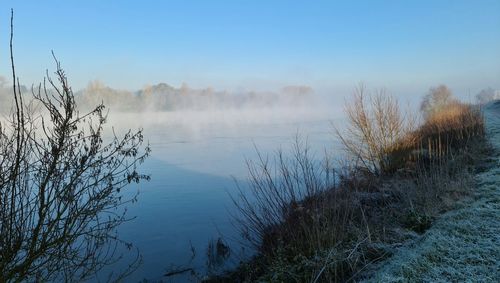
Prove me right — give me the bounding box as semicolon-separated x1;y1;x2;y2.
363;104;500;282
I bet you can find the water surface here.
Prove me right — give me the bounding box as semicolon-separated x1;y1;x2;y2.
102;106;340;281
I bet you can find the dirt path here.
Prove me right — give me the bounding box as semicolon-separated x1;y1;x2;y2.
363;104;500;282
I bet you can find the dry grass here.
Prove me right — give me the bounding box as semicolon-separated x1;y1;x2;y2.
336;85;484;176
212;87;488;283
416;102;484;153
363;142;499;282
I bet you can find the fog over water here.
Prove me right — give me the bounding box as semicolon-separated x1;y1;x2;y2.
0;81;337;281
1;78;496;281
106;110;338;281
97;89;340;281
0;1;497;281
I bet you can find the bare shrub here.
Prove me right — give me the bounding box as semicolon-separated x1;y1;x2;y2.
0;12;150;281
420;85;456;120
229;137;383;282
232;138;336;250
226;84;487;282
336;85;415;176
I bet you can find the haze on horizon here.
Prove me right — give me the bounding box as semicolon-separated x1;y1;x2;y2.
0;0;499;101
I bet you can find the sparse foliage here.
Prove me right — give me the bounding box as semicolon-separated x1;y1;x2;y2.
335;85;415;175
230;138;367;282
0;11;150;281
232;137;336;250
225;83;487;282
420;85;456;120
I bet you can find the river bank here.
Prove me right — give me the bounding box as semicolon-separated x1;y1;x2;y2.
360;101;500;282
203;95;491;282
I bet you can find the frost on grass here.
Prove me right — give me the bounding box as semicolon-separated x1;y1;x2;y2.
363;107;500;283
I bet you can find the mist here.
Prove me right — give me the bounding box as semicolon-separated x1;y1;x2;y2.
74;80;314;110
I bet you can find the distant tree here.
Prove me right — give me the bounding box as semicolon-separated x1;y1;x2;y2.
77;80;137;112
0;11;150;281
475;87;496;104
281;85;313;96
420;85;456;119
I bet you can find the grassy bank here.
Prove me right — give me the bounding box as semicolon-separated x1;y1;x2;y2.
363;156;500;282
206;87;490;282
363;102;500;282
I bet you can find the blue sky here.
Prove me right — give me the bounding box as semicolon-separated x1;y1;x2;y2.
0;0;499;97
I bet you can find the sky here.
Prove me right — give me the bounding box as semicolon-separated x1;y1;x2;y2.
0;0;499;98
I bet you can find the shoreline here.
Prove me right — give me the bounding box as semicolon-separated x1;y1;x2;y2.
203;99;492;282
362;103;500;282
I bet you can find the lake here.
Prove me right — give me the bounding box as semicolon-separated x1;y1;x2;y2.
100;104;341;282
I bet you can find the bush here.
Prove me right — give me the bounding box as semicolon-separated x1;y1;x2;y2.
0;12;150;281
232;137;338;252
420;85;456;120
230;137;366;281
336;85;415;176
224;84;488;283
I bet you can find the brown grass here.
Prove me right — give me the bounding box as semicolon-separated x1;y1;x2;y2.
417;102;484;152
383;101;484;175
208;88;488;283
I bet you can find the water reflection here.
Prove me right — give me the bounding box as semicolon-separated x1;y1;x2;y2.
99;108;338;281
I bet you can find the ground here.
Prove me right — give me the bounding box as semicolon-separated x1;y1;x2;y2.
363;106;500;282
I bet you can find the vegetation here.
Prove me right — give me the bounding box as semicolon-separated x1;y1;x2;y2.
368;102;500;281
0;12;150;281
335;84;416;176
207;84;489;282
475;87;497;105
71;81;313;112
420;85;457;120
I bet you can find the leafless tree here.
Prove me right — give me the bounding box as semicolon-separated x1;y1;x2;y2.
0;10;150;281
335;84;415;175
475;87;496;105
420;85;456;119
